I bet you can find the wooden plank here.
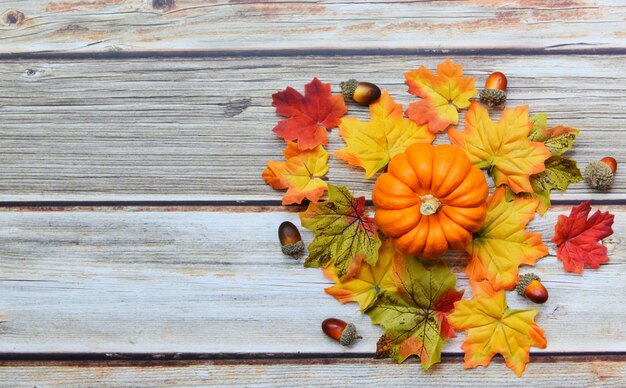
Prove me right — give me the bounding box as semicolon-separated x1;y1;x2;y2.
1;357;624;387
1;1;625;54
0;205;623;353
0;55;625;201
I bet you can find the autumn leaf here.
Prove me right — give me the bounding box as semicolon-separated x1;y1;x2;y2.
335;91;434;178
466;187;549;290
449;102;552;193
323;238;398;311
449;280;547;377
262;142;329;205
366;257;463;369
528;113;579;156
507;156;583;215
405;59;477;133
553;201;615;273
300;184;381;280
272;78;347;150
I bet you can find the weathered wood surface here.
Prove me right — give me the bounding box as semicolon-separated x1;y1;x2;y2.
0;55;625;202
1;0;625;54
2;357;624;387
0;206;623;353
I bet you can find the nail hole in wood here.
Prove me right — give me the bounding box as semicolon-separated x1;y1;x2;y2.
26;69;36;76
1;9;24;26
152;0;175;10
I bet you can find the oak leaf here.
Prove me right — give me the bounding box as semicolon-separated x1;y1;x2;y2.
300;184;381;280
449;280;547;377
405;59;477;133
262;142;329;205
449;102;552;193
366;257;463;369
323;238;398;311
335;91;434;178
272;78;347;150
466;187;548;290
553;201;615;273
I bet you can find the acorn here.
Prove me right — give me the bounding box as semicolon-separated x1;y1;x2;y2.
340;79;381;105
321;318;359;346
278;221;304;257
479;72;508;107
584;158;616;191
516;273;549;304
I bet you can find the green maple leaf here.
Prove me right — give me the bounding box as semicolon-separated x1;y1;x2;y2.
528;113;579;156
366;257;463;369
300;184;381;280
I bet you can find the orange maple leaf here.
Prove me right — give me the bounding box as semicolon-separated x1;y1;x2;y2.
449;102;552;193
449;280;547;377
262;142;328;205
465;187;548;290
323;238;398;311
405;59;477;134
272;78;347;150
335;91;434;178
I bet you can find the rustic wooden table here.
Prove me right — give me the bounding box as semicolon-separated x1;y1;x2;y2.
0;1;625;386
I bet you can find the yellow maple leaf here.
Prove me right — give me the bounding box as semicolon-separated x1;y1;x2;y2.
449;280;547;377
449;102;552;194
262;142;328;205
465;187;548;290
323;238;398;311
335;91;434;178
405;59;477;133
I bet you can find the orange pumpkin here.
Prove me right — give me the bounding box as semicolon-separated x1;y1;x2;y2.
373;143;488;258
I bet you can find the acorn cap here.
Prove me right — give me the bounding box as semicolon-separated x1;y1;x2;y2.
479;89;507;107
340;79;358;100
584;161;614;191
281;241;305;257
339;322;358;346
516;273;541;296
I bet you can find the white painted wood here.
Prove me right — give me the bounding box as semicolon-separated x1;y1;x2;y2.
0;0;625;53
0;55;625;201
0;206;623;353
1;358;624;387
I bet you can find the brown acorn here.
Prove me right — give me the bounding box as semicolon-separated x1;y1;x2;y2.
516;273;548;304
340;79;381;105
278;221;304;257
479;71;508;107
584;159;615;191
600;157;617;174
321;318;359;346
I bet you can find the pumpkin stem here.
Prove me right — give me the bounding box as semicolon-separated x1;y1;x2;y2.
420;194;442;215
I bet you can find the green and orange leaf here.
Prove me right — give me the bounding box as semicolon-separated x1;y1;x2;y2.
405;59;477;133
466;187;549;290
449;102;552;193
262;142;329;205
528;113;579;156
335;91;434;178
449;280;547;377
323;238;398;311
300;184;381;280
366;257;463;369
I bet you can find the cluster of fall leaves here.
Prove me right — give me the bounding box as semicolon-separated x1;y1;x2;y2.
262;59;615;376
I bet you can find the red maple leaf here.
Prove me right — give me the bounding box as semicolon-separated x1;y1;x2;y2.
272;78;347;150
552;201;615;273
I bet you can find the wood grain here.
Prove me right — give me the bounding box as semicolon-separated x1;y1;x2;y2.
0;55;625;201
1;357;624;387
0;206;622;353
0;0;625;54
